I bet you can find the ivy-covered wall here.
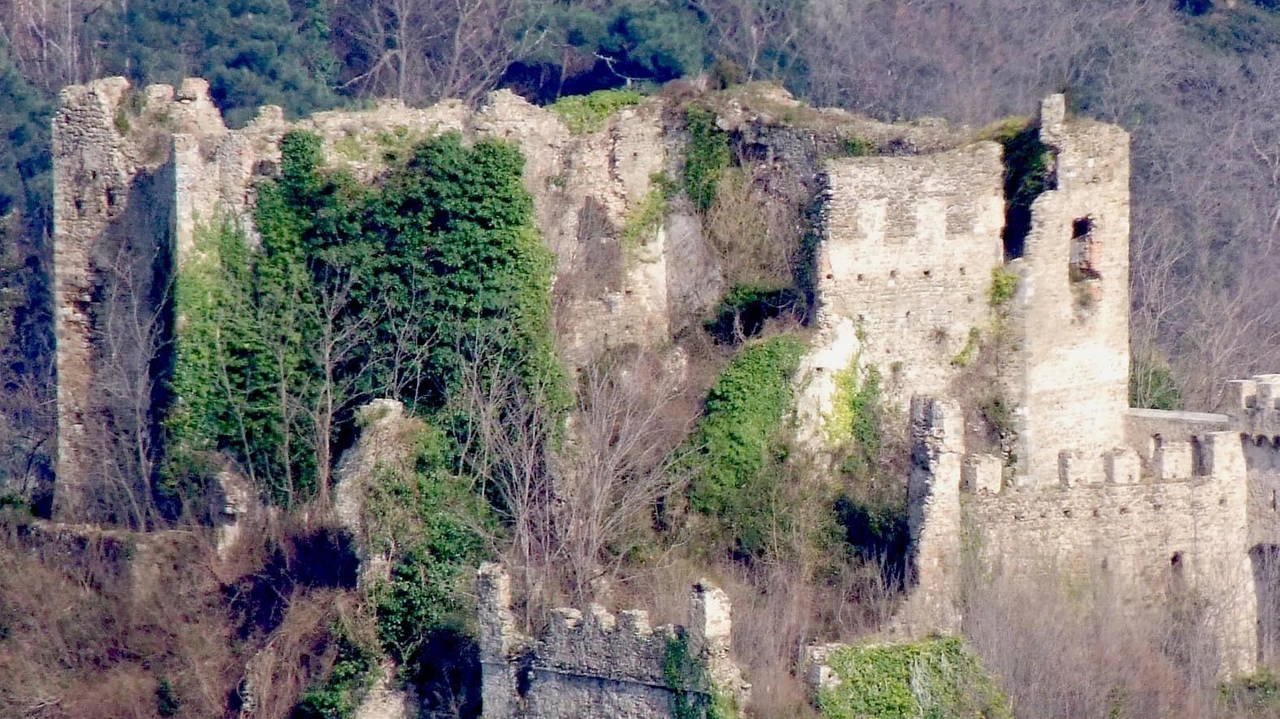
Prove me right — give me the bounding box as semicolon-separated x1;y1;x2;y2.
165;130;556;509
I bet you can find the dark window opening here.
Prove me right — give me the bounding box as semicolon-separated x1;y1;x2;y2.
1069;216;1101;282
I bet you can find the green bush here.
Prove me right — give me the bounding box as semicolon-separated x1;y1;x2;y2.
1130;354;1181;411
367;426;491;665
292;634;377;719
816;637;1013;719
164;131;560;507
155;678;180;718
838;136;875;157
988;266;1019;307
684;105;733;212
1221;668;1280;716
549;88;644;134
687;335;807;556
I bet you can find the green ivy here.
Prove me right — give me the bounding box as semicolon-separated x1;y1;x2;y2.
164;130;561;508
620;173;675;252
684;105;733;212
816;637;1013;719
549;88;644;134
664;634;737;719
367;427;492;665
686;335;806;556
292;633;378;719
826;363;883;479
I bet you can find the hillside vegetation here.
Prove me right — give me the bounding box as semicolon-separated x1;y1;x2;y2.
6;1;1280;719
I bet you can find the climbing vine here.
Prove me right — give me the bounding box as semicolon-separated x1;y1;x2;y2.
686;334;806;556
815;637;1013;719
684;105;733;212
664;634;736;719
164;130;558;507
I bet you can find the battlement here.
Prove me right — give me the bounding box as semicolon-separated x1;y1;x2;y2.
901;392;1259;674
476;564;747;719
1225;375;1280;437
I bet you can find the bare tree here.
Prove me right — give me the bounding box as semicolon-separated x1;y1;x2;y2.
333;0;550;105
454;338;694;613
84;234;168;528
554;352;694;605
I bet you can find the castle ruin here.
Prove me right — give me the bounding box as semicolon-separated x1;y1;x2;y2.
48;74;1280;697
476;564;748;719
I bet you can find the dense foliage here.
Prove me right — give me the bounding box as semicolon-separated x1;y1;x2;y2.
165;130;553;506
365;427;491;666
815;637;1014;719
686;334;806;556
96;0;339;128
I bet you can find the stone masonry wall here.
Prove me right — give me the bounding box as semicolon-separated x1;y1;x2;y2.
905;397;1262;675
807;143;1006;410
52;78;225;519
1010;95;1132;488
54;77;725;514
477;564;747;719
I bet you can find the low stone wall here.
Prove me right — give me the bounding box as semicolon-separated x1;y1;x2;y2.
476;564;747;719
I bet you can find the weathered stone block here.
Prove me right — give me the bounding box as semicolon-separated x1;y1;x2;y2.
1155;441;1193;480
1104;447;1140;485
962;454;1003;494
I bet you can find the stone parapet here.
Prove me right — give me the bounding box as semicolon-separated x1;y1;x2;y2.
477;564;747;719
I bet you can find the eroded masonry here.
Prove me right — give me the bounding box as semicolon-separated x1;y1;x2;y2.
51;74;1280;702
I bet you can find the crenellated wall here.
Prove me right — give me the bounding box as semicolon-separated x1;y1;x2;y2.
476;564;747;719
902;395;1279;675
809;142;1006;406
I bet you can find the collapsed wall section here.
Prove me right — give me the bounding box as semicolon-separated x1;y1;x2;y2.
477;564;747;719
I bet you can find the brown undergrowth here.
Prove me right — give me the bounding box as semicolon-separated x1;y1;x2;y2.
0;508;363;719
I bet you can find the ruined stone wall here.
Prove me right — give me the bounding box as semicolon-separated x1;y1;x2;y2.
52;78;225;519
54;77;728;514
808;143;1006;410
477;564;746;719
1010;95;1132;487
904;398;1261;674
1222;374;1280;658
